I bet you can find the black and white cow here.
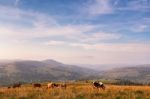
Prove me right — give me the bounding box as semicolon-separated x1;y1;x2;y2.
93;81;105;90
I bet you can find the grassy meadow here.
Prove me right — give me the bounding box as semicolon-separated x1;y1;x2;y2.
0;83;149;99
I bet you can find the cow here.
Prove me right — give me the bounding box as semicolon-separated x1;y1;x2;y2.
59;83;67;89
33;83;41;88
47;83;67;89
7;86;11;89
93;81;105;90
51;83;59;88
12;83;21;88
47;82;53;89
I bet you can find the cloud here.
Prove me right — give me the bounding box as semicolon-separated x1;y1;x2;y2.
0;5;122;44
117;0;150;12
0;4;149;46
67;42;150;64
66;32;121;43
82;0;150;17
0;1;149;64
128;0;150;11
84;0;150;16
131;24;149;32
70;43;150;52
15;0;22;6
85;0;113;15
124;18;150;33
82;32;121;42
44;40;66;46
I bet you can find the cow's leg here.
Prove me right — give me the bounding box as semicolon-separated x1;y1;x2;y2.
101;85;105;90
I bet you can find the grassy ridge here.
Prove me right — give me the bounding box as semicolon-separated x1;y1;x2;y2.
0;83;150;99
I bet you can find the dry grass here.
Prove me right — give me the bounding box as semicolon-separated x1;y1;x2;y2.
0;83;149;99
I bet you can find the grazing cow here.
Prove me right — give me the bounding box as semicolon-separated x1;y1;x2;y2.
47;83;59;88
12;83;21;88
33;83;41;88
51;83;59;88
47;83;67;89
7;86;11;89
47;82;53;89
60;84;67;88
93;81;105;90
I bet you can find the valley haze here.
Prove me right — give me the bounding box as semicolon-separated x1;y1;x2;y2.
0;59;149;86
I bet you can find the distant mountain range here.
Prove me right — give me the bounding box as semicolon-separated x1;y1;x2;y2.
0;59;98;85
100;65;150;83
0;59;149;85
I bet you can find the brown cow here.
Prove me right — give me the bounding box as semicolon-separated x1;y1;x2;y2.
7;86;11;89
51;83;59;88
47;83;59;88
47;83;67;89
12;83;21;88
33;83;41;88
60;84;67;88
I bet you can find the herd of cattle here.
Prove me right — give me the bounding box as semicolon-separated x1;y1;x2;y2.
7;81;105;90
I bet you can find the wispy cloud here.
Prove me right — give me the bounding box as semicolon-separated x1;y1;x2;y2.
0;1;150;64
85;0;113;15
84;0;150;16
44;40;66;46
15;0;21;6
0;4;149;45
0;5;121;43
116;0;150;12
130;24;149;32
124;18;150;33
70;43;150;52
67;32;121;43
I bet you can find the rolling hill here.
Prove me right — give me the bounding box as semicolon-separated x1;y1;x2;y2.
0;59;97;85
100;65;150;83
0;59;149;85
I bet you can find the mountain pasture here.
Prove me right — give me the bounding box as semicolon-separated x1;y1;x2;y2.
0;83;149;99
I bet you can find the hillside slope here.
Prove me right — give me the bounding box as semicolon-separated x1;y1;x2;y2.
0;60;97;85
0;60;149;85
101;65;150;83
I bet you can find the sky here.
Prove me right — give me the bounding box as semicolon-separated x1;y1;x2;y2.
0;0;150;64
